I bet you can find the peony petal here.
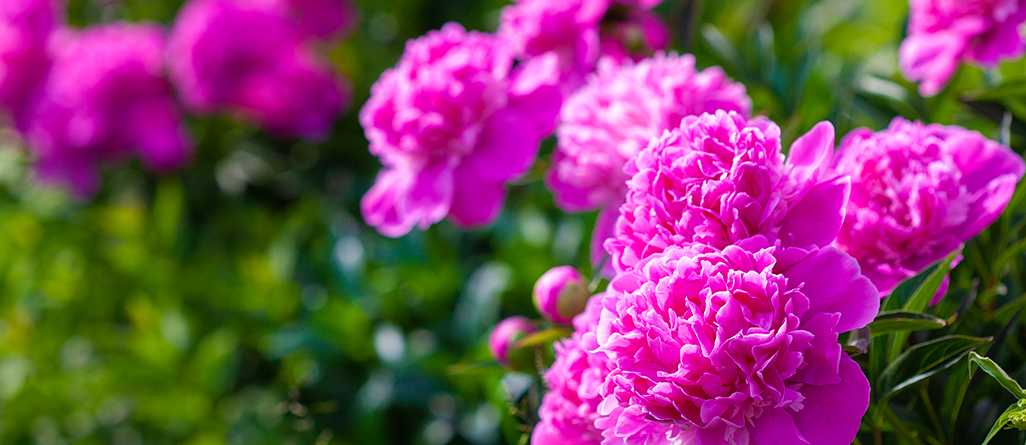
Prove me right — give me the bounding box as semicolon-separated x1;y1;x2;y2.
360;162;455;237
748;406;810;445
959;173;1020;240
778;176;849;249
463;108;542;183
791;355;870;445
508;51;563;137
898;32;966;97
448;163;507;228
783;246;879;332
786;121;835;186
948;133;1025;194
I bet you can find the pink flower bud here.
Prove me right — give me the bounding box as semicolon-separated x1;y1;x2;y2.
533;266;590;324
489;316;537;367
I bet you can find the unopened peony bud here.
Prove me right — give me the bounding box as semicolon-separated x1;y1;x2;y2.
533;266;590;324
489;316;536;368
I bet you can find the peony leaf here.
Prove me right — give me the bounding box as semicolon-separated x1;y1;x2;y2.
878;335;991;400
982;403;1023;445
967;351;1026;399
887;250;960;362
962;80;1026;102
868;310;947;337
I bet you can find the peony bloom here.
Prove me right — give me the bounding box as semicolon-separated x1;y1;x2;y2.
547;54;751;271
489;316;537;367
270;0;358;41
497;0;669;90
899;0;1026;96
833;117;1025;296
359;23;561;237
534;265;590;324
0;0;60;120
532;295;609;445
605;111;850;274
593;238;879;445
20;23;192;197
167;0;350;139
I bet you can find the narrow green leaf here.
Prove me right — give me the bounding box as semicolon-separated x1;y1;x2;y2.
967;352;1026;399
982;403;1021;445
512;327;572;349
889;251;961;362
962;80;1026;102
878;335;992;400
868;311;947;337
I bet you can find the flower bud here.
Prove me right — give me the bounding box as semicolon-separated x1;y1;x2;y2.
533;266;589;324
489;316;536;368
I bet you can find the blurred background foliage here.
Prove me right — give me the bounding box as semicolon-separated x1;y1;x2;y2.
3;0;1026;444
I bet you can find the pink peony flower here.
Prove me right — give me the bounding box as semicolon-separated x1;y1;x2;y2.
899;0;1026;96
605;111;850;274
20;22;192;197
532;295;609;445
489;316;537;367
533;265;590;324
593;238;879;445
167;0;349;139
833;117;1025;296
497;0;669;90
547;54;751;272
0;0;60;120
271;0;358;41
359;23;561;237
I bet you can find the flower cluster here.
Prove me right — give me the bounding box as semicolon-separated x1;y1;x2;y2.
605;110;849;273
19;23;192;197
900;0;1026;96
167;0;354;140
547;54;751;270
0;0;357;197
360;23;561;237
833;117;1025;296
498;0;670;90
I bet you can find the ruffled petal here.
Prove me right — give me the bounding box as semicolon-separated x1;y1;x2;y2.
791;355;870;445
778;176;849;249
782;246;879;332
448;163;506;228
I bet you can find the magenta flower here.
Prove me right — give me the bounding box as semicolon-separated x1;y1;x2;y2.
547;54;751;271
271;0;358;41
489;316;537;368
899;0;1026;96
833;117;1025;296
605;111;850;273
593;238;878;445
167;0;349;139
0;0;60;120
497;0;669;90
534;265;590;324
359;23;561;237
532;295;608;445
19;23;192;197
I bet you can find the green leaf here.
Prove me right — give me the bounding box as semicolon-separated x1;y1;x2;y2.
878;335;992;400
868;311;947;337
982;403;1023;445
962;80;1026;102
967;352;1026;399
512;327;572;349
888;251;961;362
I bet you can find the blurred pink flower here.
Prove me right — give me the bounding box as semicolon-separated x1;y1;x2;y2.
594;238;878;445
167;0;350;139
532;295;608;445
360;23;561;237
547;54;750;272
833;117;1025;296
605;111;850;273
489;316;536;367
20;22;192;198
899;0;1026;96
533;265;589;324
0;0;60;120
497;0;669;90
271;0;358;41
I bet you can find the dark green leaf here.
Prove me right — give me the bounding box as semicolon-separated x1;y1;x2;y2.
888;250;961;362
878;335;992;399
982;403;1023;445
868;311;947;337
968;352;1026;399
512;327;572;349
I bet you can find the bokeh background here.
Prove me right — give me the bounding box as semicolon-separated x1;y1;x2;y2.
3;0;1026;444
